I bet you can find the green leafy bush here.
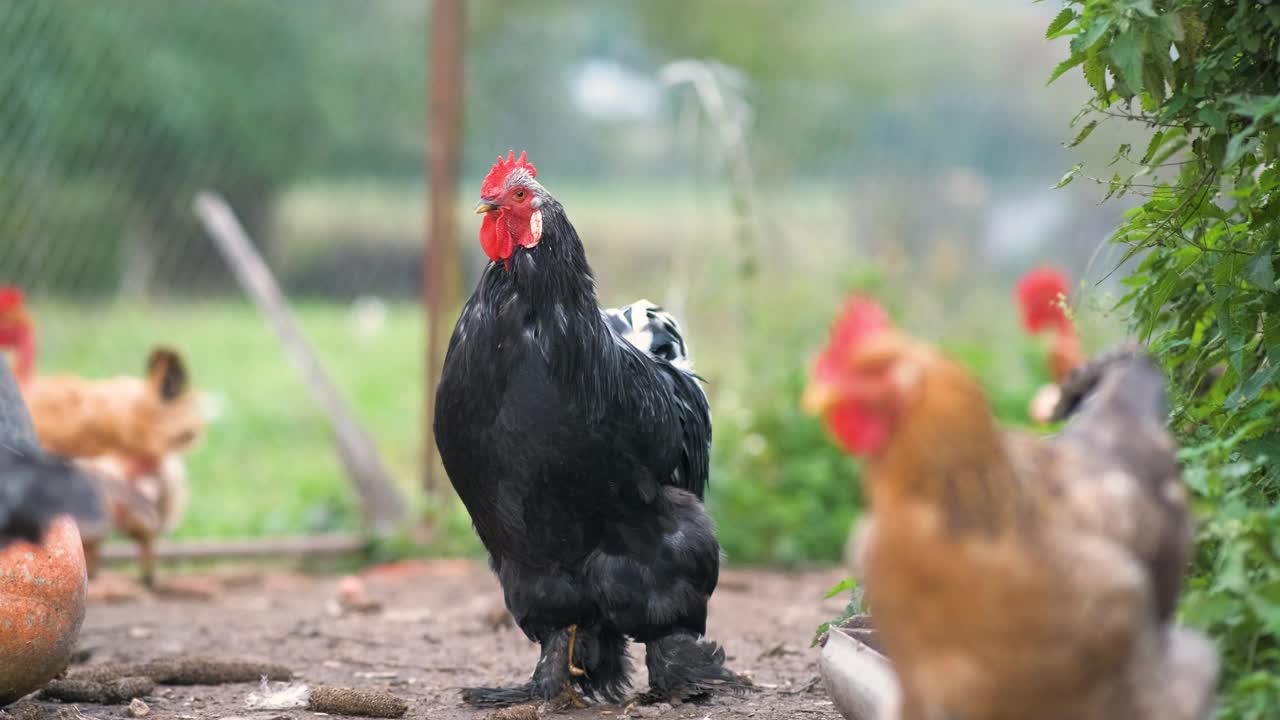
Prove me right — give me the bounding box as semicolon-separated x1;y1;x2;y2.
1048;2;1280;716
710;298;865;567
710;269;1052;567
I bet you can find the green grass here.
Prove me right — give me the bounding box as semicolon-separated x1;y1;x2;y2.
24;280;1122;563
31;299;439;540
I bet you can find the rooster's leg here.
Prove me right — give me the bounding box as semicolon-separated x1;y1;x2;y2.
551;682;589;710
463;626;587;708
552;622;586;707
138;537;156;588
567;624;587;677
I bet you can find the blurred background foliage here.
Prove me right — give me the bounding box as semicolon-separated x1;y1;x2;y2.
3;0;1124;565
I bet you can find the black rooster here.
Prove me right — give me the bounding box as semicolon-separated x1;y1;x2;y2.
434;152;743;707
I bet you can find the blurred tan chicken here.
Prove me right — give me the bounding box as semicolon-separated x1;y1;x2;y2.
20;348;202;586
22;348;201;464
803;297;1217;720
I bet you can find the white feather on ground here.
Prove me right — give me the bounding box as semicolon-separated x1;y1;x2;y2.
245;679;311;710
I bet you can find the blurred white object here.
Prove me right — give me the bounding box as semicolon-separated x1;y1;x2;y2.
246;679;311;710
350;295;388;340
198;390;228;424
1028;382;1063;425
819;624;900;720
572;59;661;121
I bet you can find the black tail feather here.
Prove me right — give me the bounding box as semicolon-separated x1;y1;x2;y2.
640;632;751;704
460;682;539;707
0;445;103;547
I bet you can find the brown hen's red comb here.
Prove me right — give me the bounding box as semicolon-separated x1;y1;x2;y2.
0;287;24;311
1016;267;1072;333
814;296;892;379
480;150;537;199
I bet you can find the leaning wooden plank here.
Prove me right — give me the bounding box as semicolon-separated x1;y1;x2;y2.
193;192;405;535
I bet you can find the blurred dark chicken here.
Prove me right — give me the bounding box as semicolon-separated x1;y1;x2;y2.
0;445;102;549
434;151;743;708
803;297;1217;720
0;348;102;549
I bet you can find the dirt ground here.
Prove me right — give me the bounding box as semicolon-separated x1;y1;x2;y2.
18;560;850;720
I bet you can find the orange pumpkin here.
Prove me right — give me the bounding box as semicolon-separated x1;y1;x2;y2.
0;517;88;705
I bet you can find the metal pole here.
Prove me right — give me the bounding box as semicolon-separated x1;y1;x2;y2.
423;0;465;512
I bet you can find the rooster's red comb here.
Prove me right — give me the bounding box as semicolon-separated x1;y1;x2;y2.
1016;267;1072;333
480;150;537;200
0;287;25;311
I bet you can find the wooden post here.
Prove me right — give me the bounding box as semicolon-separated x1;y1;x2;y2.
194;192;406;536
423;0;465;509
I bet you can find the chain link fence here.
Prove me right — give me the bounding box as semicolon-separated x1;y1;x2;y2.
0;0;431;543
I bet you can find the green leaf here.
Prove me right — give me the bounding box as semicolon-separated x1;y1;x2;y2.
1048;54;1087;85
823;577;857;600
1180;589;1235;628
1149;137;1188;168
1084;53;1108;97
1054;163;1083;189
1071;14;1115;55
1197;106;1228;133
1046;8;1075;38
1158;13;1185;42
1248;250;1276;292
1126;0;1157;18
1142;59;1165;105
1140;130;1166;165
1241;29;1261;54
1178;12;1205;61
1228;363;1280;409
1111;143;1133;166
1207;133;1228;168
1142;270;1183;340
1108;31;1145;93
1067;120;1099;148
1240;433;1280;465
1224;130;1258;169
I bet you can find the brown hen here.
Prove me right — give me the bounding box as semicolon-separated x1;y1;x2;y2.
20;348;201;586
804;298;1216;720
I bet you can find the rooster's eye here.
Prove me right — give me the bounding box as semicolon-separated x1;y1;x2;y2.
515;189;526;200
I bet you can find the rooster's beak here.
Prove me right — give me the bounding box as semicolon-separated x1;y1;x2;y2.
475;200;499;215
802;380;837;416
